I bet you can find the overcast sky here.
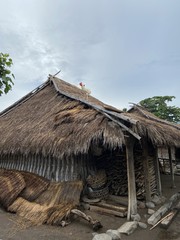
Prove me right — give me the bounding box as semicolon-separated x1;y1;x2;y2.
0;0;180;111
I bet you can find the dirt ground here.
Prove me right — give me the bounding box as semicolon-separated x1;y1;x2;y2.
0;174;179;240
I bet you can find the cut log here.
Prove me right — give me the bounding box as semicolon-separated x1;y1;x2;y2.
148;193;180;226
160;210;178;229
160;201;180;229
89;205;126;217
108;195;128;206
150;212;174;230
91;201;127;213
108;195;145;208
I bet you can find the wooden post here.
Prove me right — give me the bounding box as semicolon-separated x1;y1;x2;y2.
154;148;162;196
125;135;137;220
168;147;176;188
142;138;151;202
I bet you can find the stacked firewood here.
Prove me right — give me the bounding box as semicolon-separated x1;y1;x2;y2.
96;150;157;200
148;157;157;195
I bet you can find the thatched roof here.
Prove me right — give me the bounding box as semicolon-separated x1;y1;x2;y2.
126;104;180;147
0;75;139;158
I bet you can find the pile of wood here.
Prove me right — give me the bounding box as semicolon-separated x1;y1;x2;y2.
96;150;157;199
82;196;127;218
149;193;180;230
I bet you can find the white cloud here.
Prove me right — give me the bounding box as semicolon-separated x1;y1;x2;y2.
0;0;180;111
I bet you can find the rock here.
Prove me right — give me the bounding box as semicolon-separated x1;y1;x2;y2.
92;232;98;237
92;233;112;240
138;222;147;229
160;196;166;203
138;201;146;209
148;208;155;215
131;213;141;222
106;229;121;240
117;221;138;235
146;201;155;208
152;195;161;205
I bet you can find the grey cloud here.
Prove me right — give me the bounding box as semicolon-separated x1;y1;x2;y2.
0;0;180;111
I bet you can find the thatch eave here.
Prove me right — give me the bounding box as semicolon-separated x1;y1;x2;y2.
0;77;130;158
126;104;180;147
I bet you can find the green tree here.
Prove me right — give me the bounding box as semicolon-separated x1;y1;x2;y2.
140;96;180;123
0;53;14;96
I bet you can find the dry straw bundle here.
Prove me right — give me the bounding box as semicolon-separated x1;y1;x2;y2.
0;168;83;226
0;169;25;208
20;171;50;201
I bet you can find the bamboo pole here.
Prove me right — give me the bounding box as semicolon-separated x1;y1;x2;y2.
125;135;137;220
168;147;176;188
154;148;162;196
142;138;151;202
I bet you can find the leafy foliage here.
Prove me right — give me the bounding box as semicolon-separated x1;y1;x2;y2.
140;96;180;123
0;53;15;96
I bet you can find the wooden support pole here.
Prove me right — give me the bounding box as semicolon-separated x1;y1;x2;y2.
125;135;137;220
142;138;151;202
154;148;162;196
168;147;176;188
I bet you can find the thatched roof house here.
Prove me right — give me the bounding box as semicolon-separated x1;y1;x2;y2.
127;104;180;147
0;75;139;180
1;75;180;220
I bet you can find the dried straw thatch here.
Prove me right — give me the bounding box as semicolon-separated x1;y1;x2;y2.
0;169;25;208
8;180;83;226
0;169;83;226
20;171;50;201
0;75;179;165
0;76;137;159
126;104;180;147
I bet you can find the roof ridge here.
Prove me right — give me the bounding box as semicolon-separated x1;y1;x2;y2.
0;80;49;117
131;103;180;130
50;75;140;140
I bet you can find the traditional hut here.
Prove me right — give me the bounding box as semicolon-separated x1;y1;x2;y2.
0;75;139;180
0;75;142;219
0;75;180;221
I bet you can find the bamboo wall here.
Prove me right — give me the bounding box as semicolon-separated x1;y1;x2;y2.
0;148;157;199
0;153;96;182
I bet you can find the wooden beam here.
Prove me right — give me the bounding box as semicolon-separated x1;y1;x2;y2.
168;147;176;188
125;135;137;220
89;205;126;217
90;201;127;213
142;138;151;202
160;201;180;229
154;148;162;196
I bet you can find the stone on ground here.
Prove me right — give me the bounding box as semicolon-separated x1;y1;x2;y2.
92;233;112;240
138;222;148;229
117;221;138;235
106;229;121;240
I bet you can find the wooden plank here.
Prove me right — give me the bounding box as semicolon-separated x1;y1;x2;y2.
89;205;126;217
